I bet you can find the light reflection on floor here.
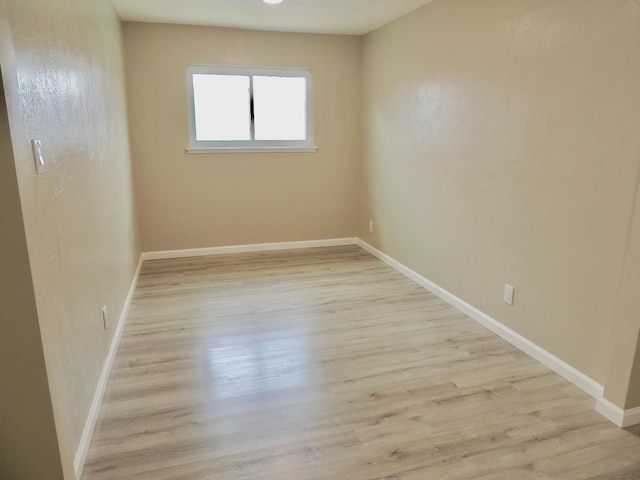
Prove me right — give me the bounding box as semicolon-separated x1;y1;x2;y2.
205;329;313;399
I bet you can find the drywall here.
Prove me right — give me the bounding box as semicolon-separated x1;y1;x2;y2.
360;0;640;393
4;0;140;476
0;4;64;476
627;341;640;408
123;23;362;252
603;167;640;409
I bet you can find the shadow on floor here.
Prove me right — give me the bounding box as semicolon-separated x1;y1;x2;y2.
625;423;640;438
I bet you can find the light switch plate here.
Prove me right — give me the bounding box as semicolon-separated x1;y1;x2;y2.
503;284;515;306
31;139;46;175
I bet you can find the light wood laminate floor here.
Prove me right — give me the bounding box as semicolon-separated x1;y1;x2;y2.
82;246;640;479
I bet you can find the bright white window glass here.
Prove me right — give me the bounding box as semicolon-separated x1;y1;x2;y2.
253;76;307;141
187;67;313;150
192;74;250;141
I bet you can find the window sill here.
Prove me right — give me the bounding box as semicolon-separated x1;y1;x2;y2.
186;146;319;154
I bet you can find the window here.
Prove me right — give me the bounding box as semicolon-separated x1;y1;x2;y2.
187;66;315;152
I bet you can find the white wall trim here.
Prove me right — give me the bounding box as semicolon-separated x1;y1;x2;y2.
624;406;640;427
596;399;640;428
595;399;625;427
141;237;359;261
74;237;357;477
73;255;144;479
70;236;638;475
354;240;629;416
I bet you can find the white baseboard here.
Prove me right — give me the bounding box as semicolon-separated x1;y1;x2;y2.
624;406;640;427
71;236;638;474
596;399;625;427
73;237;356;476
596;399;640;428
143;237;638;427
141;237;359;261
73;255;143;479
354;240;635;420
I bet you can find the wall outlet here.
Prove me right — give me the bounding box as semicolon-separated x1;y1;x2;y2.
503;284;515;306
369;220;374;233
102;305;109;330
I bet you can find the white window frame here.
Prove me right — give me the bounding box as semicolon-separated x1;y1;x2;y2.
186;66;316;153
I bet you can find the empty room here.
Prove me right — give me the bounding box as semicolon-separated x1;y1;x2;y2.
2;0;640;479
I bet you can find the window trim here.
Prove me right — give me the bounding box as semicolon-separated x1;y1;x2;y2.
186;65;316;153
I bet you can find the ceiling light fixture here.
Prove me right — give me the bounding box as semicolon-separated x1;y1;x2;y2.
263;0;283;4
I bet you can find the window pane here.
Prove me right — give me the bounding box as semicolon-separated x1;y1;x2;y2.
253;76;307;141
192;74;250;141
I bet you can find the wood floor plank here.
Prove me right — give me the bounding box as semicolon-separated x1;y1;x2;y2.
82;246;640;479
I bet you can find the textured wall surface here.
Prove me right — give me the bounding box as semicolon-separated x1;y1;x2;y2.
124;23;362;252
3;5;640;480
0;2;64;476
360;0;640;395
3;0;140;476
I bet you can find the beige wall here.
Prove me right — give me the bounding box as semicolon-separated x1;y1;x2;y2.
2;0;140;477
123;23;362;252
603;174;640;408
2;4;640;479
360;0;640;399
0;3;64;477
628;341;640;407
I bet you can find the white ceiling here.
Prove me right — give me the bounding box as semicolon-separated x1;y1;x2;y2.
109;0;436;36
